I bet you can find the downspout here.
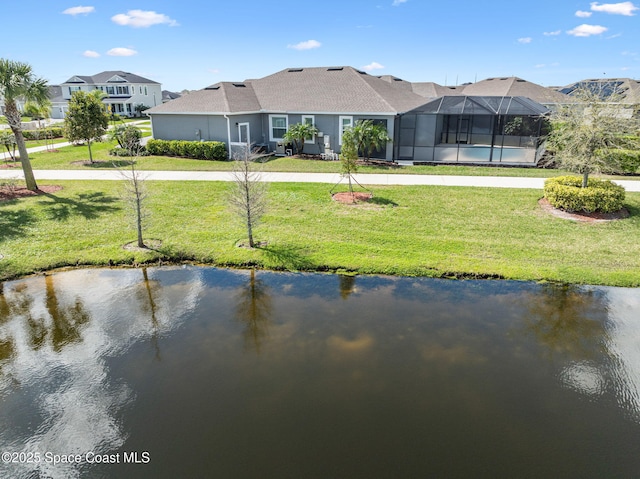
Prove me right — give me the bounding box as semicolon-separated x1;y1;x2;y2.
224;114;232;159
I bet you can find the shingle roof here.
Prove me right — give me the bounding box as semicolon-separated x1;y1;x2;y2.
458;77;568;104
250;66;427;113
63;71;159;85
147;82;260;114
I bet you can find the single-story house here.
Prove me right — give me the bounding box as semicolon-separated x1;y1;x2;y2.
146;66;551;166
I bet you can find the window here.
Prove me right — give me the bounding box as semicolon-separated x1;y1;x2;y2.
269;115;288;141
302;115;315;144
69;86;81;95
144;86;148;95
139;86;142;94
126;104;132;113
116;86;129;95
339;116;353;145
106;86;115;95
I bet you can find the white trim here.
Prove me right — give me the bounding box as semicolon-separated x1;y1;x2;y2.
269;114;288;142
302;115;315;144
238;122;250;144
339;116;353;146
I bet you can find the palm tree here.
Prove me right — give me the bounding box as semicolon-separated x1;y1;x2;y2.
0;59;49;191
352;120;392;162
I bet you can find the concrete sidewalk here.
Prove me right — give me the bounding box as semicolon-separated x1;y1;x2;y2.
1;168;640;191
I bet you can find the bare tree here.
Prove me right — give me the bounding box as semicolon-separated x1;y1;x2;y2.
120;163;150;248
228;147;268;248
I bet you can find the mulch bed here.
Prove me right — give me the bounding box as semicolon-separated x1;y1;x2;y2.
538;197;629;222
0;185;63;201
332;192;374;204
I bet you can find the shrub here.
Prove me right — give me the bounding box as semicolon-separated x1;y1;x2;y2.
109;146;149;157
544;176;625;213
146;139;227;160
606;149;640;174
22;128;64;140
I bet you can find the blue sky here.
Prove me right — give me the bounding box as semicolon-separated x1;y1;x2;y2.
2;1;639;92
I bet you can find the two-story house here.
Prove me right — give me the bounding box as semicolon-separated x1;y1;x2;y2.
50;71;162;119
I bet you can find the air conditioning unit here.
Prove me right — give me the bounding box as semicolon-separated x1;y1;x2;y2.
275;142;285;156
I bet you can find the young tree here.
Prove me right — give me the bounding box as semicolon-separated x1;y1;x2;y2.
134;103;149;118
0;59;49;190
109;124;143;155
283;122;319;155
23;100;51;128
546;86;640;187
340;128;359;197
64;90;109;163
228;148;268;248
0;131;17;163
121;163;150;248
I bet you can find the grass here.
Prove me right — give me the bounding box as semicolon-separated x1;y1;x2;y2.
23;140;640;180
1;179;640;286
19;140;612;177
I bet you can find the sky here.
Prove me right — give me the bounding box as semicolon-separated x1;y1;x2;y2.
2;1;639;92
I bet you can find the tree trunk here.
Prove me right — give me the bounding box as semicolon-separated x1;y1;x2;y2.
87;139;94;163
136;196;144;248
582;171;589;188
6;102;38;191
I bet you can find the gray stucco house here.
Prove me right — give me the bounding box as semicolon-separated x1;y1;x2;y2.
146;66;552;165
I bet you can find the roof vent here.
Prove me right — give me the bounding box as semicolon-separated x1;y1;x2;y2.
487;78;495;81
393;77;404;81
499;77;508;80
356;69;367;74
327;67;344;71
516;79;526;82
287;68;303;72
205;86;220;90
232;83;246;88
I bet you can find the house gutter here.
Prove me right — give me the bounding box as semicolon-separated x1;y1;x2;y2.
224;114;232;156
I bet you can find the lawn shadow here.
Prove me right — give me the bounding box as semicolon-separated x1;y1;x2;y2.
259;243;314;270
85;160;136;168
369;196;398;207
37;191;121;221
0;207;37;241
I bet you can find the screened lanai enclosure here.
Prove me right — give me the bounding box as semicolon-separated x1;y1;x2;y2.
396;96;550;165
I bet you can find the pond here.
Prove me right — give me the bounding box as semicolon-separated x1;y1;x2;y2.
0;267;639;478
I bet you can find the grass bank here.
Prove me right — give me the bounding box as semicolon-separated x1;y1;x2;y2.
1;180;639;286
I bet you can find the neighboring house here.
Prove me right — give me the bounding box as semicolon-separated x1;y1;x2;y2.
50;71;162;119
559;78;640;104
162;90;181;103
146;66;552;166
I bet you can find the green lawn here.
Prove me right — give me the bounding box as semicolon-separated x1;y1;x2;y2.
1;179;639;286
23;140;612;178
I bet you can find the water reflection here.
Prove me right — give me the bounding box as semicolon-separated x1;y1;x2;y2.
523;283;609;360
0;268;204;479
234;269;272;354
0;268;639;478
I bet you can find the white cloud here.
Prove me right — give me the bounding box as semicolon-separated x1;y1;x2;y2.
62;6;95;16
392;0;407;5
208;68;220;74
567;24;608;36
107;47;138;57
111;10;178;28
287;39;321;50
576;10;593;17
82;50;100;58
543;30;562;36
362;62;385;71
518;37;532;44
590;1;639;15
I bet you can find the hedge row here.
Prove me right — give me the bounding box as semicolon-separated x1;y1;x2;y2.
608;149;640;174
544;175;625;213
22;128;64;140
146;139;227;160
